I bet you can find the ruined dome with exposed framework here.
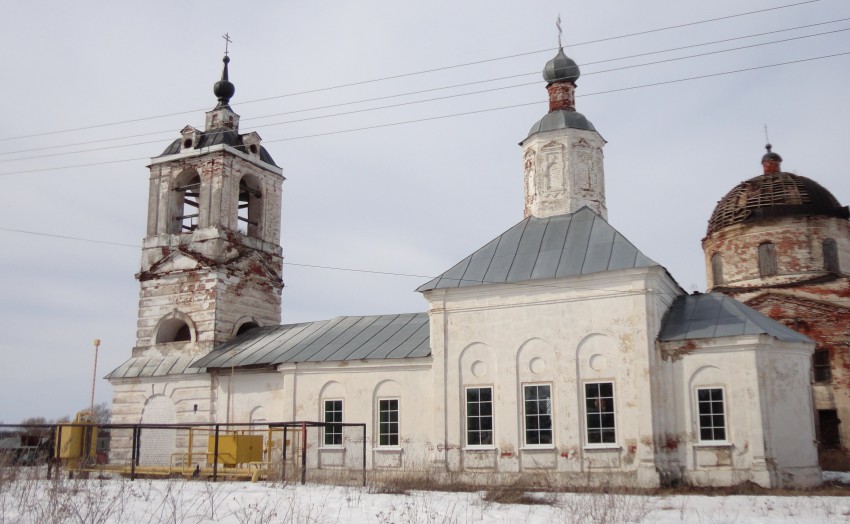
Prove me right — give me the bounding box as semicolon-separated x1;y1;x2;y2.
706;146;849;236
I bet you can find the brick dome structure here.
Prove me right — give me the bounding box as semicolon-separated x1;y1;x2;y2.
706;147;848;236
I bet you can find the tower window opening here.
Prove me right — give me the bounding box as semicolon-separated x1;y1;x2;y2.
174;174;201;233
711;253;724;286
237;175;263;237
236;322;259;336
156;318;192;343
758;242;777;277
823;238;839;273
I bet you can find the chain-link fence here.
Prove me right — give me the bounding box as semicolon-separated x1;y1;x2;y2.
0;421;366;485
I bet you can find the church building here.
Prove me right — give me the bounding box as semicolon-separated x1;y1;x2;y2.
108;48;822;488
704;144;850;454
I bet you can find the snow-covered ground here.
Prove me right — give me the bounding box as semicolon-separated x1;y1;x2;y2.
2;472;850;523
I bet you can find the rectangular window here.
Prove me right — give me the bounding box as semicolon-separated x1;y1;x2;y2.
696;388;726;442
466;387;493;446
323;399;343;446
814;349;832;383
523;384;553;446
378;398;399;446
758;242;777;277
585;382;616;445
824;238;840;273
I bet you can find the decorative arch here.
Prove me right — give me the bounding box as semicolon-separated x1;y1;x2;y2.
170;168;202;234
516;337;557;381
154;311;196;344
232;316;260;338
237;173;263;238
139;395;176;466
688;365;725;389
250;406;267;430
575;333;617;378
458;342;495;384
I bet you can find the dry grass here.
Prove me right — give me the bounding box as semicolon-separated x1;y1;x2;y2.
820;448;850;472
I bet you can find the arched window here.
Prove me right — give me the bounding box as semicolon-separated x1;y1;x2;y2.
171;169;201;234
823;238;839;273
236;322;259;336
237;174;263;237
711;253;724;285
156;317;192;343
758;242;777;277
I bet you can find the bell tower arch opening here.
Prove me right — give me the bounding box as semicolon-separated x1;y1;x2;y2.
237;174;263;237
170;169;202;234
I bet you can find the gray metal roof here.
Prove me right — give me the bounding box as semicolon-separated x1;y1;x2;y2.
105;353;206;380
525;110;596;140
658;292;813;343
160;129;278;166
191;312;431;370
417;207;658;292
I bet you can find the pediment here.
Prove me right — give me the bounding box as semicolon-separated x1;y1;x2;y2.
745;292;850;316
144;250;203;277
234;250;282;281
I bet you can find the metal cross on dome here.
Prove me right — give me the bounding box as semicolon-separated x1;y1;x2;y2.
556;15;562;47
223;33;233;56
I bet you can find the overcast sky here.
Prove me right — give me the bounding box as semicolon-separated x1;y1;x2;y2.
1;0;848;423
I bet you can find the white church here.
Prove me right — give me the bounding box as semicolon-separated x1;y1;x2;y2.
107;49;822;488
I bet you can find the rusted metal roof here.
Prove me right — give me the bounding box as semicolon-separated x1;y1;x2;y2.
658;292;812;343
105;354;206;380
706;171;848;236
190;312;430;370
417;207;657;292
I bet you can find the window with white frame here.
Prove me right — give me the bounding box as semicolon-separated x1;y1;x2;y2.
523;384;553;446
466;387;493;446
323;399;343;446
584;382;616;445
696;388;726;442
378;398;399;446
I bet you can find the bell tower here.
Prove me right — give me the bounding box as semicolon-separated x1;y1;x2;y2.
133;54;284;359
520;47;607;219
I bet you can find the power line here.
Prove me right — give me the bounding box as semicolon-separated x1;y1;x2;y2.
6;15;846;158
0;51;847;177
4;26;848;165
0;226;678;297
0;0;822;143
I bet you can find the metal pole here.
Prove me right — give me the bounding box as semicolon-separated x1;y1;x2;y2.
89;339;101;418
300;421;307;485
282;426;288;484
130;426;138;481
361;423;367;487
213;424;220;482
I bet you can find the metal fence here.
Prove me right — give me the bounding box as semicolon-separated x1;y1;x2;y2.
0;421;366;485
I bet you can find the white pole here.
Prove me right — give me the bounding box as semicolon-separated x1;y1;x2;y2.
90;339;101;419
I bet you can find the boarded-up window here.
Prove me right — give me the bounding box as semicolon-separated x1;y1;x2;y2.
814;349;831;383
758;242;777;277
711;253;723;285
823;238;839;273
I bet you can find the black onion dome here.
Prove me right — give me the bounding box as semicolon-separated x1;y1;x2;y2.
762;143;782;163
213;56;235;107
543;47;580;84
707;171;849;235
